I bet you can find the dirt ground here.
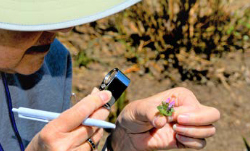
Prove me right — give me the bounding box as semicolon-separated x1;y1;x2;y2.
58;1;250;150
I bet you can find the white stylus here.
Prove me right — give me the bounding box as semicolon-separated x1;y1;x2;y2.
12;107;116;129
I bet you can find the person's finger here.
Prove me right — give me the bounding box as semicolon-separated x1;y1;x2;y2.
152;105;196;128
91;87;100;94
70;105;110;146
176;134;206;149
177;106;220;126
76;128;103;151
68;125;97;147
124;101;192;130
50;90;112;132
118;100;159;132
173;124;216;138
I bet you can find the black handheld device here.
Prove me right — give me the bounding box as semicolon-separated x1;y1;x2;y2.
99;68;130;109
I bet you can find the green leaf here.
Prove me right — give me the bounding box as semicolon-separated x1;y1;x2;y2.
157;101;175;116
243;35;249;41
227;26;234;35
246;24;250;29
157;105;167;116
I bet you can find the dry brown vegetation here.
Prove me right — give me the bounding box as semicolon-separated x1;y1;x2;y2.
60;0;250;86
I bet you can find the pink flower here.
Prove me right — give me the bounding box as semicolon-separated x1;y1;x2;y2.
165;98;170;103
168;100;175;110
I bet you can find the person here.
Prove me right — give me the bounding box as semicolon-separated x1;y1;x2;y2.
0;0;220;151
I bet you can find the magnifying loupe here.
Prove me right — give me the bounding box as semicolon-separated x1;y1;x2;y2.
99;68;130;109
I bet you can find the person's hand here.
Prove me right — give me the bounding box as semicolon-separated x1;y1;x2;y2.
26;88;111;151
110;87;220;151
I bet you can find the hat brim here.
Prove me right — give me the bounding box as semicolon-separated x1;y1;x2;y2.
0;0;141;31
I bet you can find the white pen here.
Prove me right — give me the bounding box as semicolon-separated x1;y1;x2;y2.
12;107;116;129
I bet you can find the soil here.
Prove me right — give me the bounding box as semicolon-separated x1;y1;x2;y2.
57;1;250;150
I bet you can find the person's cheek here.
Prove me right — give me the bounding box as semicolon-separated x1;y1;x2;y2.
0;30;43;50
0;45;28;72
13;52;48;75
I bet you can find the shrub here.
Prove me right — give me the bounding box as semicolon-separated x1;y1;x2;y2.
71;0;250;84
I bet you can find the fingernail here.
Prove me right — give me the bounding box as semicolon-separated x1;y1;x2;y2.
173;124;177;130
176;134;180;139
167;116;173;123
176;134;188;142
178;114;189;123
152;115;166;128
176;134;181;141
152;116;158;128
91;87;99;94
176;134;205;149
98;91;112;102
173;125;188;134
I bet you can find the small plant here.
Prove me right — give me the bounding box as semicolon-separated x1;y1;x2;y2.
243;137;250;151
75;51;93;67
157;97;175;116
108;91;128;123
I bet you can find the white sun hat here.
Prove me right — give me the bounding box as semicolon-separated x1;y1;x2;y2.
0;0;141;31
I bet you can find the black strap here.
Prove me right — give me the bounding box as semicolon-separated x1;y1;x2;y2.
1;73;24;151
